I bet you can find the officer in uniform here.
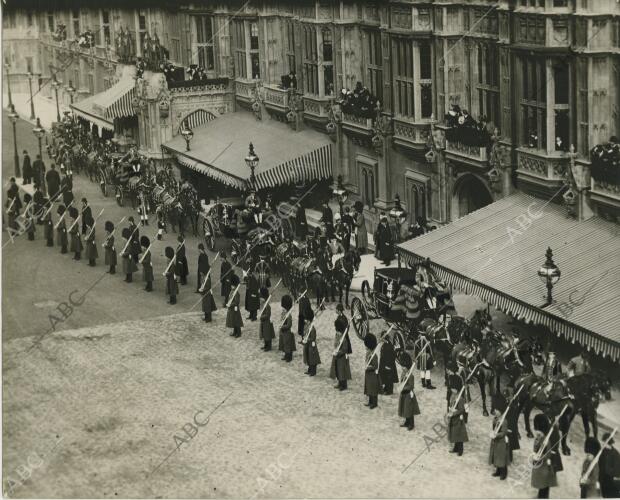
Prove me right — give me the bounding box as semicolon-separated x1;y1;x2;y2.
83;215;98;267
103;221;117;274
301;308;321;376
121;227;138;283
174;236;188;286
140;236;154;292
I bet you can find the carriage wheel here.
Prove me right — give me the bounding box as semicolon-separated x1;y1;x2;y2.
350;297;370;341
115;186;124;207
203;219;216;251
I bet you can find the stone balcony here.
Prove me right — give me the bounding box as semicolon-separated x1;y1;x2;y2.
341;112;374;138
590;177;620;210
263;85;290;112
168;78;231;96
516;148;569;196
302;95;335;127
234;78;260;107
445;139;489;167
393;117;431;152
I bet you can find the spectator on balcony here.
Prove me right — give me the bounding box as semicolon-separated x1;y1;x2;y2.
409;217;426;239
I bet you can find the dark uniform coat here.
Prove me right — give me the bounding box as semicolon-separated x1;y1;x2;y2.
44;215;54;242
220;261;232;298
364;351;380;397
297;295;312;337
549;425;563;472
56;219;68;248
581;455;599;498
354;212;368;250
379;341;399;384
45;168;60;199
81;205;92;234
22;153;32;181
201;275;217;314
295;205;308;239
165;264;178;297
84;227;98;260
374;221;394;262
329;332;352;381
302;324;321;366
175;242;188;278
141;249;154;282
447;394;469;443
121;241;138;274
225;290;243;328
69;222;83;253
531;432;558;489
259;303;275;341
489;417;512;468
244;275;260;313
104;234;117;266
398;372;421;418
278;313;296;353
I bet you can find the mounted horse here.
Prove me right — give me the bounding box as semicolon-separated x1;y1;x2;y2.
177;183;201;237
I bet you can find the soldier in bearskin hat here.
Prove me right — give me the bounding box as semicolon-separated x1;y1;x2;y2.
258;287;275;350
56;204;69;254
83;215;98;267
220;251;232;306
103;221;117;274
121;227;138;283
175;235;188;286
297;288;313;339
226;273;243;337
330;315;352;391
488;396;511;480
140;236;154;292
164;246;178;304
398;352;420;431
244;267;260;321
196;243;210;293
199;265;217;323
531;413;557;498
364;333;380;409
22;193;36;241
68;206;83;260
279;294;296;362
301;308;321;376
447;381;469;456
379;330;399;395
580;437;601;498
43;208;54;247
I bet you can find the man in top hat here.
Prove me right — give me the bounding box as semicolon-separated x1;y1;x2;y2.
196;243;210;293
164;246;178;304
103;221;117;274
175;235;189;286
80;198;92;234
22;150;32;185
599;431;620;498
140;236;154;292
378;330;399;395
83;215;98;267
220;252;232;306
33;154;46;194
375;213;394;266
244;267;260;321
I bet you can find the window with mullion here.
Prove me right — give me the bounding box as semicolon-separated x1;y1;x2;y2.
393;37;414;118
286;20;296;74
366;30;383;104
72;9;80;37
520;57;546;149
577;57;589;157
233;20;247;79
476;43;500;127
419;41;432;118
303;25;318;95
250;21;260;79
321;27;333;95
194;16;215;72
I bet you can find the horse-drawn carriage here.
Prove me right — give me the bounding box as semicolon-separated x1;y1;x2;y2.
201;199;243;251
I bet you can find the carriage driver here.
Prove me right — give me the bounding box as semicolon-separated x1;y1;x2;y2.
245;188;262;226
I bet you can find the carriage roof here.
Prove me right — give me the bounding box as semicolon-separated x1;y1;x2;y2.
373;267;417;286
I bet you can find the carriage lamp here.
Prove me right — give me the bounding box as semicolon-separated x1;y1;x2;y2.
8;105;21;178
66;80;76;105
332;175;348;215
389;194;407;242
538;247;561;307
51;76;62;122
245;142;259;190
180;121;194;152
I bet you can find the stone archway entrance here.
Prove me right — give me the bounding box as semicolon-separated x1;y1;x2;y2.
452;174;493;219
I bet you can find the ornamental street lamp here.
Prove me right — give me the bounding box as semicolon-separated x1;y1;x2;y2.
389;193;407;242
51;76;61;122
180;121;194;152
66;80;76;105
538;247;561;307
4;63;13;108
8;104;21;177
332;174;348;215
245;142;259;190
27;71;36;120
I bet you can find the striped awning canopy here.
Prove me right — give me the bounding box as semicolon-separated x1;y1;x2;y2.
70;97;114;132
71;78;136;124
397;193;620;360
162;111;333;191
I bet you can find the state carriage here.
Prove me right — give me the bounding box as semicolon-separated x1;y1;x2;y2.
201;199;243;252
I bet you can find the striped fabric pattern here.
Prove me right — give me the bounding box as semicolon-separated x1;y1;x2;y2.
88;78;137;120
174;153;246;190
254;144;333;190
178;109;217;133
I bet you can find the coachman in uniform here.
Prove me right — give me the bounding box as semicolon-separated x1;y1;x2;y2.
103;221;117;274
301;308;321;376
200;269;217;323
83;216;98;267
220;252;232;306
258;287;275;351
226;273;243;337
531;413;557;498
68;206;83;260
398;353;420;430
140;236;154;292
279;294;296;362
121;227;138;283
363;334;380;409
164;246;178;305
330;315;352;391
56;204;69;254
447;384;469;456
488;397;511;480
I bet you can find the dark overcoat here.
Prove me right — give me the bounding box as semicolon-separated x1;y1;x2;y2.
69;224;83;253
220;261;232;297
259;303;275;341
104;234;117;266
531;433;558;489
447;395;469;443
364;351;380;397
302;325;321;366
244;275;260;312
379;342;399;384
398;372;421;417
278;313;296;353
84;228;98;260
329;332;352;381
201;275;217;314
141;250;154;282
488;417;512;468
226;291;243;328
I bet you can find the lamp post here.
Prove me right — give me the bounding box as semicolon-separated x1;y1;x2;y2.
8;104;21;177
389;193;407;243
245;142;259;190
180;121;194;152
51;76;61;122
66;80;76;105
331;174;348;215
4;63;13;108
27;71;36;119
32;117;46;194
538;247;561;307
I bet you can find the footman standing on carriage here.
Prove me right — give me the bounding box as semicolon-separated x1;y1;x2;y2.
68;207;83;261
488;397;511;480
302;308;321;376
259;287;275;351
447;383;469;457
279;294;296;362
226;273;243;337
364;334;380;409
164;246;178;305
140;236;154;292
196;243;210;293
245;188;262;226
199;269;217;323
398;353;420;431
83;215;98;267
103;221;117;274
245;268;260;321
121;227;138;283
220;252;232;306
330;315;352;391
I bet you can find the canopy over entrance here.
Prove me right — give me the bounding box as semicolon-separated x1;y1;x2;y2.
162;111;333;191
398;192;620;360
